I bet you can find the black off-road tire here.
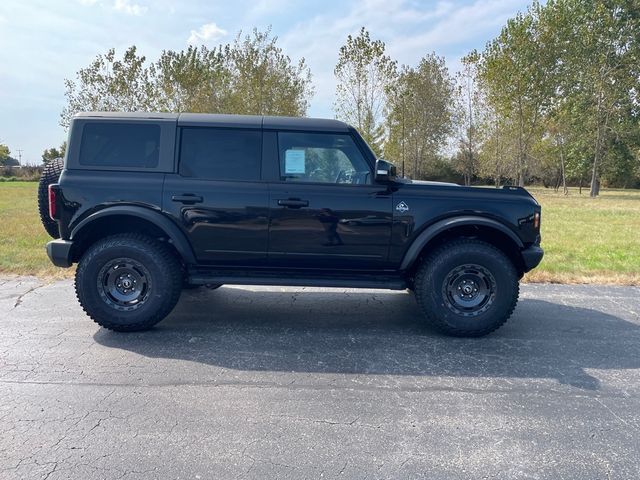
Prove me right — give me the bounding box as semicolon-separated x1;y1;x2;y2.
75;234;182;332
414;239;519;337
37;158;64;238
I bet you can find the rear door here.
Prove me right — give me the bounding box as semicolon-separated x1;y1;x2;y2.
267;131;393;269
163;125;269;266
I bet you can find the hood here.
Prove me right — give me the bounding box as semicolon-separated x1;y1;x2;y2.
407;179;459;187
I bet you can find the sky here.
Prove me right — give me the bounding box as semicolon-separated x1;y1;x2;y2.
0;0;532;165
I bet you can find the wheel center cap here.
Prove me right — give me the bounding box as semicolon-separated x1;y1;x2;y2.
122;279;132;289
462;285;473;295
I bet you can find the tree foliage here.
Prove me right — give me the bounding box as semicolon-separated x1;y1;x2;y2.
42;142;67;164
225;28;313;116
471;0;640;193
334;28;397;155
61;46;154;126
61;28;314;127
151;45;230;113
0;144;9;165
452;51;486;185
385;55;455;179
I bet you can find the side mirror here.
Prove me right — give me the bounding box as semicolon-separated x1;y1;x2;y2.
374;159;397;183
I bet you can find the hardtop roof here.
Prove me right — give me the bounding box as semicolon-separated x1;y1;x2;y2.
74;112;351;132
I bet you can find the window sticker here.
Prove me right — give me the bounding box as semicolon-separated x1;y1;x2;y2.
284;149;306;174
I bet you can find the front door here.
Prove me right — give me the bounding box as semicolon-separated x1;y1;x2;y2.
268;131;392;269
163;126;269;266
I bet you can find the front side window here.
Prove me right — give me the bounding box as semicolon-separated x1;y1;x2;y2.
278;132;371;184
79;122;160;168
179;128;262;181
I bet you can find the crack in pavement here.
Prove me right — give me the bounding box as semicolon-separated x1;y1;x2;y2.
10;283;45;310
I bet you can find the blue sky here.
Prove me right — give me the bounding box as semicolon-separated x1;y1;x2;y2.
0;0;531;164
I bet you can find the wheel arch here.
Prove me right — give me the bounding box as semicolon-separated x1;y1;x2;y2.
400;216;525;275
69;206;196;265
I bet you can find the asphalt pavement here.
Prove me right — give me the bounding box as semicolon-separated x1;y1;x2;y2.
0;277;639;479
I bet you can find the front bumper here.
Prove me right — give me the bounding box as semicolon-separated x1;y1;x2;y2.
521;245;544;272
46;239;73;268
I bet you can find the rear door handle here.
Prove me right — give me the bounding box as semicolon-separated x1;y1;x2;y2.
277;199;309;209
172;194;203;204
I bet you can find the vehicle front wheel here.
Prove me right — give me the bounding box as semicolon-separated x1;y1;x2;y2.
75;234;182;332
413;239;519;337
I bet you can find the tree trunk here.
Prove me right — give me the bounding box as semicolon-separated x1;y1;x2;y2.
590;83;607;198
590;123;602;198
517;99;525;187
578;173;583;195
560;150;568;196
413;138;419;179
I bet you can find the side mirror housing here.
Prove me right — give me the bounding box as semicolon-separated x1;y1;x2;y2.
374;159;397;183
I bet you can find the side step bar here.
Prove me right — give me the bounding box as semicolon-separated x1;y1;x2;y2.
188;270;407;290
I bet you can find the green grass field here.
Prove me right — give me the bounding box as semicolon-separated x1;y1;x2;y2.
0;182;638;284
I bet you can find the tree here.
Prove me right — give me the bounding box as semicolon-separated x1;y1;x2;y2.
385;55;454;179
61;46;154;127
478;111;517;187
478;3;556;186
475;0;640;193
42;142;67;164
61;28;314;126
334;27;397;155
0;144;9;165
552;0;640;196
225;28;314;116
453;51;485;186
151;45;231;113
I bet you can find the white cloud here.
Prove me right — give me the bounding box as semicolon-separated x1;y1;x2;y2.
114;0;147;16
188;22;227;45
77;0;99;5
279;0;528;117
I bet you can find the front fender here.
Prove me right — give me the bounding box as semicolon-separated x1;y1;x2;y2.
399;216;524;270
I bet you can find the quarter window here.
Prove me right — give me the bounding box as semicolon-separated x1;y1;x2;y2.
278;132;371;184
179;128;262;181
79;122;160;168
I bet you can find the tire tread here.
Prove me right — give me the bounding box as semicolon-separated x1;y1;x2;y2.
75;233;182;332
414;239;519;337
37;158;64;238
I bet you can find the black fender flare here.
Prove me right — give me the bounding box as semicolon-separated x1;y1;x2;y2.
70;205;196;264
399;215;524;270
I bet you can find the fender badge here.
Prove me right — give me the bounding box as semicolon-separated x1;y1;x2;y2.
395;201;409;213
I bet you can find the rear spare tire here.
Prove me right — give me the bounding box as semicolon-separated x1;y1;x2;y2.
37;157;64;238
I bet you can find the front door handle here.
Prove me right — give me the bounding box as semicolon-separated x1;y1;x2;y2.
277;199;309;209
172;194;203;204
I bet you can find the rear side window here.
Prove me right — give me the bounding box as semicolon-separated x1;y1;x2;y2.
179;128;262;181
79;122;160;168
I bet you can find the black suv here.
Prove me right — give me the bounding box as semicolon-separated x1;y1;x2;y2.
40;112;543;336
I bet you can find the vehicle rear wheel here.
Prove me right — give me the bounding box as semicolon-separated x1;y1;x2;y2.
75;234;182;332
413;239;519;337
37;157;64;238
